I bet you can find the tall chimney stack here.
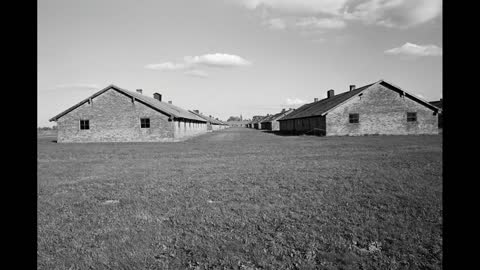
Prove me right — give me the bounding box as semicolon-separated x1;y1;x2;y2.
350;85;356;91
327;89;335;98
153;93;162;101
314;98;319;102
136;89;143;94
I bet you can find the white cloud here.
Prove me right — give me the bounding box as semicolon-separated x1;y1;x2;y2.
184;69;209;78
266;18;287;29
53;83;100;90
344;0;442;28
184;53;251;67
285;98;307;106
144;62;190;71
238;0;349;15
232;0;441;29
385;42;442;56
145;53;251;77
296;17;346;29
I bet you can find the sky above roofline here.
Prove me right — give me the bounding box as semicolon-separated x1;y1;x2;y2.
38;0;442;127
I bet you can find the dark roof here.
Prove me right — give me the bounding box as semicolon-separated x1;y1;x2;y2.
252;115;270;124
259;114;276;123
279;80;441;121
429;100;442;109
50;84;207;122
189;110;227;125
260;109;294;123
248;115;265;124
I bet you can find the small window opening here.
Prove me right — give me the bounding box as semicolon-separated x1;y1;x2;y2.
80;120;89;130
407;112;417;122
349;114;359;123
141;118;150;128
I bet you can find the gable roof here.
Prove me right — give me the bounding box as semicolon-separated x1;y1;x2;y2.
252;115;270;124
49;84;207;122
248;116;264;124
189;110;226;125
260;109;294;123
279;80;441;121
259;114;276;123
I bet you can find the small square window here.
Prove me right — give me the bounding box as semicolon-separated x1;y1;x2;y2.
349;113;359;123
80;120;89;130
407;112;417;122
140;118;150;128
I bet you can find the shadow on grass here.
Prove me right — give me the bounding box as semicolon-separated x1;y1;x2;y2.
260;130;325;137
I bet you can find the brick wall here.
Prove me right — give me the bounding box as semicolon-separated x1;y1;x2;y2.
326;83;439;136
56;89;208;143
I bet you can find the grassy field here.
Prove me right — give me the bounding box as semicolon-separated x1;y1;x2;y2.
37;128;442;269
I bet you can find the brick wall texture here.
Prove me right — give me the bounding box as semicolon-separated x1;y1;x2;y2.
56;89;208;143
279;83;438;136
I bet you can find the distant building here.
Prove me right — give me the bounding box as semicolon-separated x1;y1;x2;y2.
260;108;294;131
278;80;442;136
247;115;264;129
49;84;208;142
227;120;250;127
252;115;270;129
189;110;228;131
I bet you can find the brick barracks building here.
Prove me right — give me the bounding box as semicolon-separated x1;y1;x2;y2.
278;80;442;136
50;84;210;143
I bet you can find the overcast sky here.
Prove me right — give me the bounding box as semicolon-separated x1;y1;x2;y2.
38;0;442;126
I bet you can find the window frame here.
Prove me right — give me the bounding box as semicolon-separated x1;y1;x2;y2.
349;113;359;124
80;119;90;130
407;112;417;122
140;118;150;128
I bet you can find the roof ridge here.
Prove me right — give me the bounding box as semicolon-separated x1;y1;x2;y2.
50;84;207;122
279;82;375;121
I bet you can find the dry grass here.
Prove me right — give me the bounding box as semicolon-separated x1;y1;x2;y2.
37;128;442;269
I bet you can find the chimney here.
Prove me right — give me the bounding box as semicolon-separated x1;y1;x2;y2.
350;85;356;91
193;110;199;113
314;98;318;102
136;89;143;94
327;89;334;98
153;93;162;101
282;108;286;112
168;101;172;104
